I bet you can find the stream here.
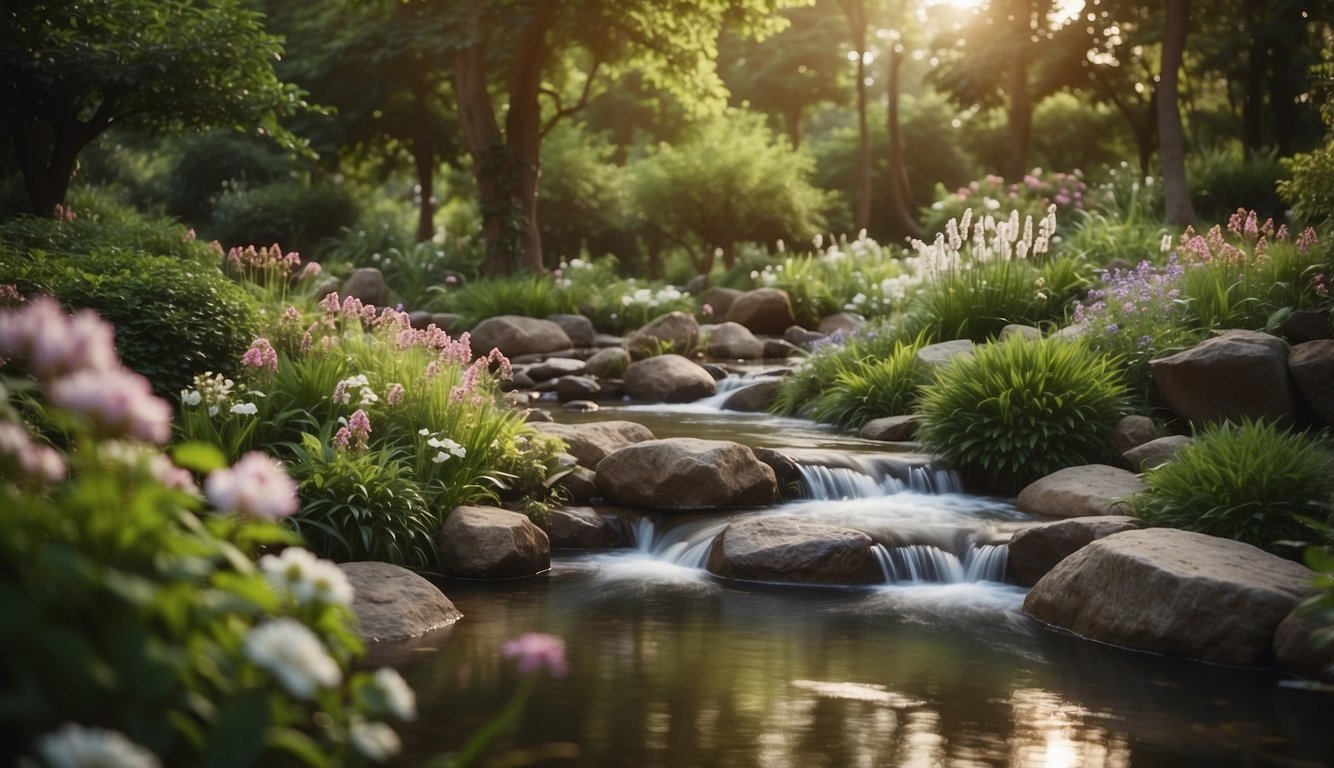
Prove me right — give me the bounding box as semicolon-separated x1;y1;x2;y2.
378;380;1334;767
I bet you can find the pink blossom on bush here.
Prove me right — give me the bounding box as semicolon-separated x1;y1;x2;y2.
298;262;322;281
240;338;279;374
49;367;173;444
0;296;119;379
205;451;299;519
501;633;567;678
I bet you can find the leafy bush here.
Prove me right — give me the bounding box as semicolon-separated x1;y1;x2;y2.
0;204;220;265
917;335;1130;493
0;248;261;399
162;130;296;225
430;273;576;327
771;320;915;418
808;336;926;430
1189;146;1289;224
745;232;916;325
1131;420;1334;555
207;181;359;257
538;122;637;261
920;168;1091;239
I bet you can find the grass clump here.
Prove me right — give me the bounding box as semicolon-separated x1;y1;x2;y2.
808;336;927;430
1131;420;1334;556
916;335;1129;493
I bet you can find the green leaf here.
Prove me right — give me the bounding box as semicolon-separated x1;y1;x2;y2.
174;442;229;473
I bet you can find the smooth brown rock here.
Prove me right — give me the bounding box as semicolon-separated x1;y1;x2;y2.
1274;610;1334;682
1149;330;1296;428
595;438;777;510
437;506;550;578
555;375;601;402
701;287;742;319
469;315;573;359
1122;435;1193;472
721;379;781;412
341;268;391;308
339;561;462;642
541;505;621;549
553;465;599;503
916;339;975;370
1288;339;1334;426
724;288;797;335
627;311;700;358
623;354;717;403
1007;516;1144;586
1111;414;1156;455
818;312;866;336
707;517;881;585
585;347;631;379
705;321;766;360
858;415;920;442
1017;464;1145;518
530;420;656;468
547;313;595;348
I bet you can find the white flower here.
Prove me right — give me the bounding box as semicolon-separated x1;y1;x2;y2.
372;667;417;720
229;402;258;416
427;436;466;458
418;428;430;436
181;390;202;407
207;405;219;417
358;387;379;406
244;618;342;699
33;723;162;768
349;719;401;763
260;547;355;606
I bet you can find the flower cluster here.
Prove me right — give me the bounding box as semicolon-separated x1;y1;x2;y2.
0;421;67;485
333;409;373;452
32;723;162;768
333;374;379;408
927;169;1091;233
1172;209;1317;265
240;337;279;374
99;440;199;496
223;243;320;287
501;632;568;678
420;428;467;463
450;349;512;407
910;205;1058;281
244;617;342;699
204;451;299;520
259;547;355;606
181;372;262;419
1072;257;1186;345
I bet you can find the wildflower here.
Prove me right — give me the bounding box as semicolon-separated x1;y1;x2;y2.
244;618;342;699
0;297;119;379
49;367;173;444
260;547;355;606
205;451;299;519
427;434;466;463
501;632;568;678
229;402;258;416
349;719;401;763
385;383;406;406
1297;227;1318;253
0;421;68;484
332;427;352;450
33;723;162;768
0;284;21;305
184;228;197;242
333;374;372;405
298;261;322;281
347;409;372;450
241;338;279;373
370;667;417;721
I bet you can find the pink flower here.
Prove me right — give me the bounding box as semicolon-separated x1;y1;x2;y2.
241;338;279;374
49;367;173;444
184;228;197;242
298;262;322;281
0;297;120;379
1297;227;1318;253
0;284;20;305
0;421;67;484
501;633;567;678
332;427;352;450
205;451;299;519
385;383;405;406
319;292;342;314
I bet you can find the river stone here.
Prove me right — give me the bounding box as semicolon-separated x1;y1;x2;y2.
1016;464;1145;518
469;315;573;359
595;438;777;510
705;321;766;360
1149;330;1296;428
341;267;391;308
430;313;463;333
1274;610;1334;682
724;288;797;335
763;339;802;359
547;313;595;348
818;312;865;336
784;326;826;350
858;415;920;442
1111;414;1156;455
627;311;699;358
585;347;631;379
999;324;1042;341
623;354;717;403
408;310;434;330
1288;339;1334;426
916;339;975;370
1122;435;1193;471
527;357;586;381
438;506;550;578
1023;528;1316;666
701;287;742;319
555;375;601;402
530;420;656;468
1282;308;1333;343
338;561;462;642
1007;516;1144;586
721;379;781;412
706;517;881;585
553;465;599;503
541;506;620;549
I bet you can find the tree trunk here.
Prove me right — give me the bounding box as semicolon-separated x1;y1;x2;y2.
885;45;922;240
504;0;558;273
842;0;871;232
1158;0;1196;227
1241;17;1266;159
453;15;514;276
1007;2;1032;182
13;113;87;218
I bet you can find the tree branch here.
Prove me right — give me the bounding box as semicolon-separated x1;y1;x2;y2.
541;58;603;138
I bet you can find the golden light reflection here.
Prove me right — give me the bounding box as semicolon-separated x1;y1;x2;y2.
1008;688;1132;768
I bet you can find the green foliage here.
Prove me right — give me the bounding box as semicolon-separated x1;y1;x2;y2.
917;335;1130;493
207;181;360;257
809;338;927;430
771;320;916;419
1189;146;1289;224
0;245;260;400
920;168;1091;238
1131;420;1334;555
162;131;297;225
538;123;636;261
1062;164;1170;268
431;274;575;327
0;203;220;265
1281;144;1334;227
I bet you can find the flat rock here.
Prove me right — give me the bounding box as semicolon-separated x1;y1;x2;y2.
858;414;920;442
469;315;573;360
705;321;765;359
916;339;975;370
1007;516;1144;586
541;505;621;549
818;313;865;336
595;438;777;510
999;324;1042;341
707;517;880;585
338;561;462;642
1024;528;1316;666
530;420;656;468
623;354;717;403
437;506;550;578
555;375;601;402
527;357;586;381
721;379;781;412
724;288;796;335
1149;330;1296;428
1122;435;1193;471
1017;464;1145;518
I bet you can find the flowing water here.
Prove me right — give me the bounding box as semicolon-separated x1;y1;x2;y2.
379;379;1333;767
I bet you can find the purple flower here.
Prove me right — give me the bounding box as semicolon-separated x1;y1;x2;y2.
501;633;567;678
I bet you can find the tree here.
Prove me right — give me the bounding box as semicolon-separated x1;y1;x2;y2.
0;0;305;218
839;0;874;231
444;0;794;276
1158;0;1196;226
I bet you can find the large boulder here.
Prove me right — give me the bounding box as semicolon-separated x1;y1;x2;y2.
585;347;631;379
627;311;700;358
338;561;462;642
858;415;920;442
701;287;743;319
721;379;781;413
547;313;595;348
438;506;550;578
1122;435;1193;472
1016;464;1145;518
915;339;975;371
1288;339;1334;426
724;288;796;335
707;517;881;585
529;420;656;468
595;438;777;509
469;315;573;359
1149;330;1296;428
341;268;391;308
623;354;717;403
1007;516;1144;586
540;506;621;549
1024;528;1315;666
705;322;765;360
1274;610;1334;682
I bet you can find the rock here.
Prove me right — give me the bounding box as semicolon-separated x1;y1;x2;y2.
522;408;553;423
562;400;600;413
784;326;827;350
338;562;463;642
595;438;777;509
623;354;717;403
916;339;975;370
530;420;656;468
507;368;536;391
858;415;920;442
547;313;595;348
1111;415;1156;455
1274;610;1334;683
721;379;780;412
541;506;621;549
755;448;802;500
527;357;586;382
313;275;342;300
555;375;601;402
593;333;624;348
1007;516;1144;586
469;315;573;360
627;311;700;358
1017;464;1145;518
818;313;865;336
699;362;729;380
1149;330;1296;428
1000;324;1042;341
553;466;599;504
724;288;797;335
585;347;631;379
341;268;391;308
1122;435;1193;471
763;339;802;359
430;313;463;333
683;274;709;295
705;322;766;359
701;287;743;319
1282;308;1333;343
706;517;881;585
437;506;550;579
1024;528;1315;666
408;310;434;330
1289;339;1334;426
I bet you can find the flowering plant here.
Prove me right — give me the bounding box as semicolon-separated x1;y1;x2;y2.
922;168;1092;237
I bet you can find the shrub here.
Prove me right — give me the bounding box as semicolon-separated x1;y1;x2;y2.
808;336;926;430
917;335;1130;493
920;168;1091;239
1131;420;1334;555
207;181;359;257
771;320;915;418
428;274;575;327
0;205;220;265
1189;146;1289;224
162;130;296;225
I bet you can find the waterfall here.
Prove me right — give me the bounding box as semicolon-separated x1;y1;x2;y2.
963;543;1009;582
871;543;1009;585
797;464;907;500
622;515;731;569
